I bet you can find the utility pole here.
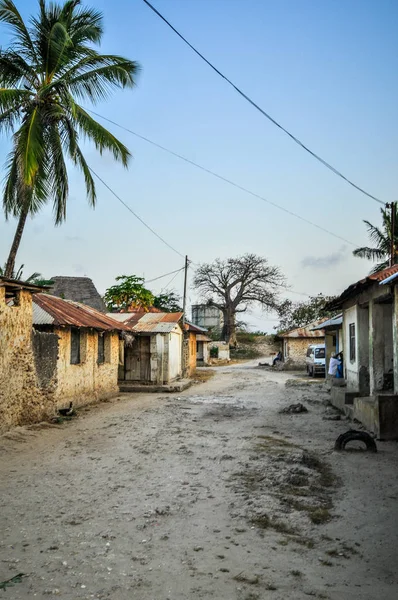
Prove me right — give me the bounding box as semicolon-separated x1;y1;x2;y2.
387;202;396;266
182;255;189;326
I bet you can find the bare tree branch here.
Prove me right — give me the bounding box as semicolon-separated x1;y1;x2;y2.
193;254;285;344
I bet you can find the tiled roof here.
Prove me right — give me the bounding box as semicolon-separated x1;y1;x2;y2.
33;294;132;331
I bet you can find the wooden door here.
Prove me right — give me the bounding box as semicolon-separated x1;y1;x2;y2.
140;336;151;382
125;339;141;381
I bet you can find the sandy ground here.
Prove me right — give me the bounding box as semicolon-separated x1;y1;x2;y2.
1;361;397;600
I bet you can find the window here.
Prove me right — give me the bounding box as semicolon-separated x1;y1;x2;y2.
70;328;81;364
98;333;105;364
349;323;356;362
315;347;325;359
306;346;313;358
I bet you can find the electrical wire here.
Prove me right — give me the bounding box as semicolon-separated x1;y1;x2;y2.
142;0;384;207
88;109;358;247
161;268;183;292
89;167;186;259
145;266;185;284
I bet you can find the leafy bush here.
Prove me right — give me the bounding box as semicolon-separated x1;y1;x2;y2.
209;346;219;358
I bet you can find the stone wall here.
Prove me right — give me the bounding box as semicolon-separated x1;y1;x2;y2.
0;288;56;432
283;337;324;368
54;328;119;408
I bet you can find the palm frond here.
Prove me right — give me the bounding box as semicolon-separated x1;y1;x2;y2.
15;106;44;186
0;0;38;63
66;57;139;102
363;220;388;249
45;20;72;79
369;260;390;275
352;246;386;260
72;102;130;166
45;124;68;223
73;144;96;206
0;49;38;87
0;88;33;111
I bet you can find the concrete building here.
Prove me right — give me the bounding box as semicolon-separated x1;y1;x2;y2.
279;320;326;368
326;264;398;439
191;304;223;334
112;312;184;385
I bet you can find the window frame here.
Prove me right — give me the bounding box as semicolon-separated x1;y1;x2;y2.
70;327;81;365
349;323;356;362
97;333;105;365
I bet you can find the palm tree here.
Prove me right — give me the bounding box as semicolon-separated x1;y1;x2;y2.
0;0;138;277
353;206;398;274
0;262;48;284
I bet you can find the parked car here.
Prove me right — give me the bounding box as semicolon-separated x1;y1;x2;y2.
305;344;326;377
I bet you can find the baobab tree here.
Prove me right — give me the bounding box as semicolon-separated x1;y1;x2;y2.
193;254;285;346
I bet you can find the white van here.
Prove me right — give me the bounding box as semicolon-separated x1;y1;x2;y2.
305;344;326;377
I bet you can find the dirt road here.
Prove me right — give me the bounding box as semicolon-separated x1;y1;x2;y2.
1;362;397;599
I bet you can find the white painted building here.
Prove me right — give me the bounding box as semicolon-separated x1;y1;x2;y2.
326;264;398;439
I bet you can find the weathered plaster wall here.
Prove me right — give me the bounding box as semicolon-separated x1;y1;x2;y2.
208;341;230;362
187;332;197;375
0;289;56;432
344;305;359;389
167;328;182;381
32;330;58;388
54;328;119;408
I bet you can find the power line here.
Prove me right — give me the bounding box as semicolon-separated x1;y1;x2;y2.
89;167;186;259
142;0;384;207
88;109;358;247
161;268;183;292
145;266;185;284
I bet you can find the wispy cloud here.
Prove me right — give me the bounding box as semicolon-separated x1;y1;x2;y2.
301;247;347;269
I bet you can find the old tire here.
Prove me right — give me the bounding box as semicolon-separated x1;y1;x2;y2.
334;430;377;452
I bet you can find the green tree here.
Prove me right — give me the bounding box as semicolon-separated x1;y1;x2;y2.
353;206;398;274
153;291;182;312
0;0;138;277
277;294;337;333
104;276;154;312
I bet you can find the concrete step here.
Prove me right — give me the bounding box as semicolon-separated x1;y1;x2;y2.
330;387;358;411
119;379;192;394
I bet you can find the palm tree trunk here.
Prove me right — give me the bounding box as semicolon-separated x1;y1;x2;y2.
4;206;29;278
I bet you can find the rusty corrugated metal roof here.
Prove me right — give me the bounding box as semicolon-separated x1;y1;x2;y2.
279;318;328;338
325;264;398;310
33;294;132;331
131;311;183;334
106;311;182;328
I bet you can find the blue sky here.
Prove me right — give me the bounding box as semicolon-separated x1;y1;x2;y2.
1;0;397;330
